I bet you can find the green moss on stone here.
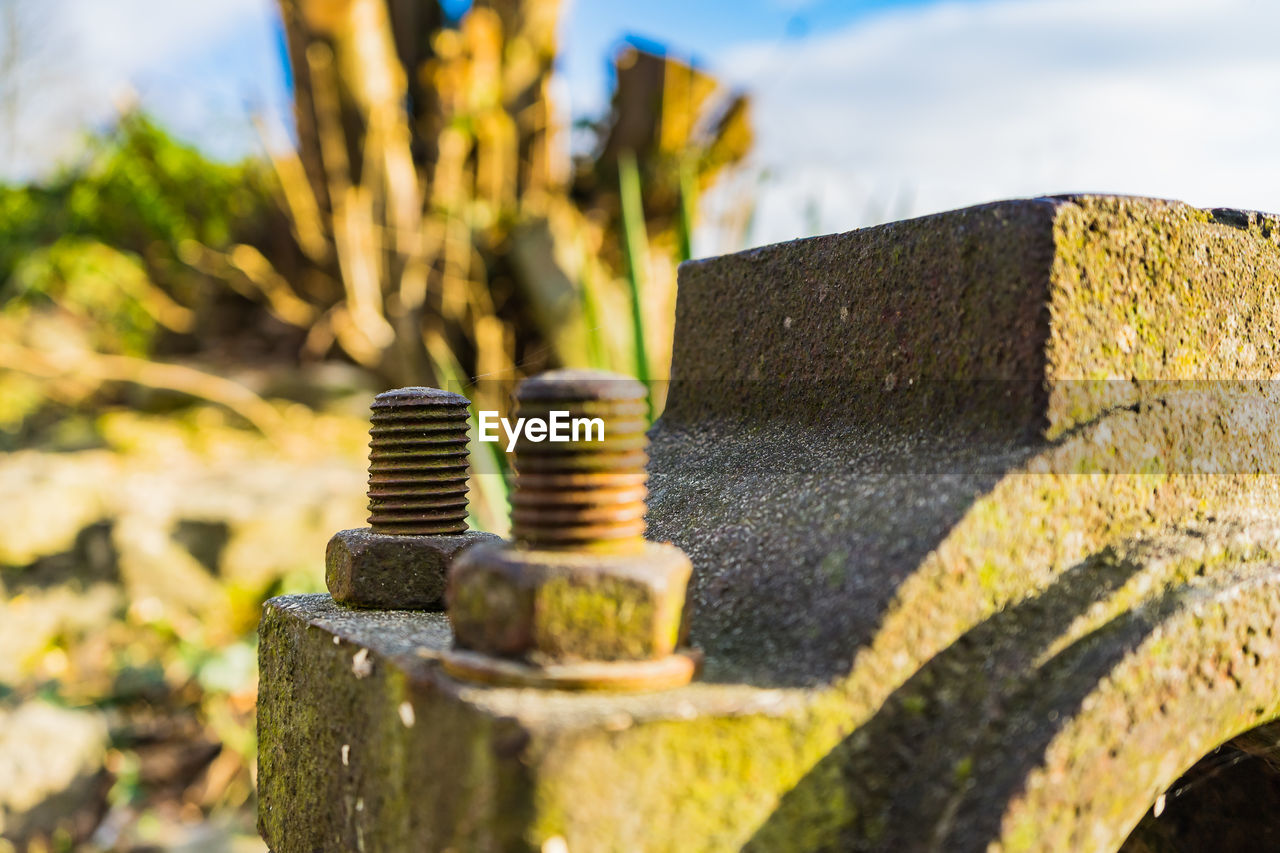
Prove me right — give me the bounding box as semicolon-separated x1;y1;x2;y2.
259;196;1280;852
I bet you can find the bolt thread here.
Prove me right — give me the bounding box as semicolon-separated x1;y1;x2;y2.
367;387;471;536
510;370;649;552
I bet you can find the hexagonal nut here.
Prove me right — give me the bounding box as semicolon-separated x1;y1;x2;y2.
327;528;500;610
447;541;692;663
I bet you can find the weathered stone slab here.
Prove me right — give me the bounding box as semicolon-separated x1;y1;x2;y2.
257;594;801;850
663;196;1280;436
260;196;1280;851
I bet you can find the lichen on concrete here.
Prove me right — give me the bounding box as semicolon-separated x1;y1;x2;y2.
259;195;1280;851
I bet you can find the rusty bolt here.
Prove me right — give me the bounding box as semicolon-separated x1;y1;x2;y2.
326;387;499;610
443;369;700;690
508;370;651;551
366;386;471;534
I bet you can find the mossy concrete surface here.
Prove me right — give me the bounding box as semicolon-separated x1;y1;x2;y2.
260;196;1280;851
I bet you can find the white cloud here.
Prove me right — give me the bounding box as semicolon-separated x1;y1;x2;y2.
65;0;267;74
700;0;1280;250
2;0;279;180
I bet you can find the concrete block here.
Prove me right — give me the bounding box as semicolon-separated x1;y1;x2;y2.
262;196;1280;851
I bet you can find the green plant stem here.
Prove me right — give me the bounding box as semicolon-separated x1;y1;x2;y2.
617;151;652;414
677;159;697;263
579;266;607;370
423;335;510;535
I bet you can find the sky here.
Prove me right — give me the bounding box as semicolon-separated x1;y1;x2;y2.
4;0;1280;252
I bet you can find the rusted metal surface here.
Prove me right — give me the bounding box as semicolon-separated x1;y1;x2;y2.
325;528;496;610
440;645;700;691
444;369;699;689
447;541;694;658
366;387;471;536
510;370;651;552
326;386;497;610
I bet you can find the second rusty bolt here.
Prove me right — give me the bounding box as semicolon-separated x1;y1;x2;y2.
444;369;699;690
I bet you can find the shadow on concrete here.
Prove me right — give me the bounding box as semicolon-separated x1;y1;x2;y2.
746;546;1182;850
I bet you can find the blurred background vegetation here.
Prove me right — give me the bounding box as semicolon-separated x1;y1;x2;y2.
0;0;751;848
